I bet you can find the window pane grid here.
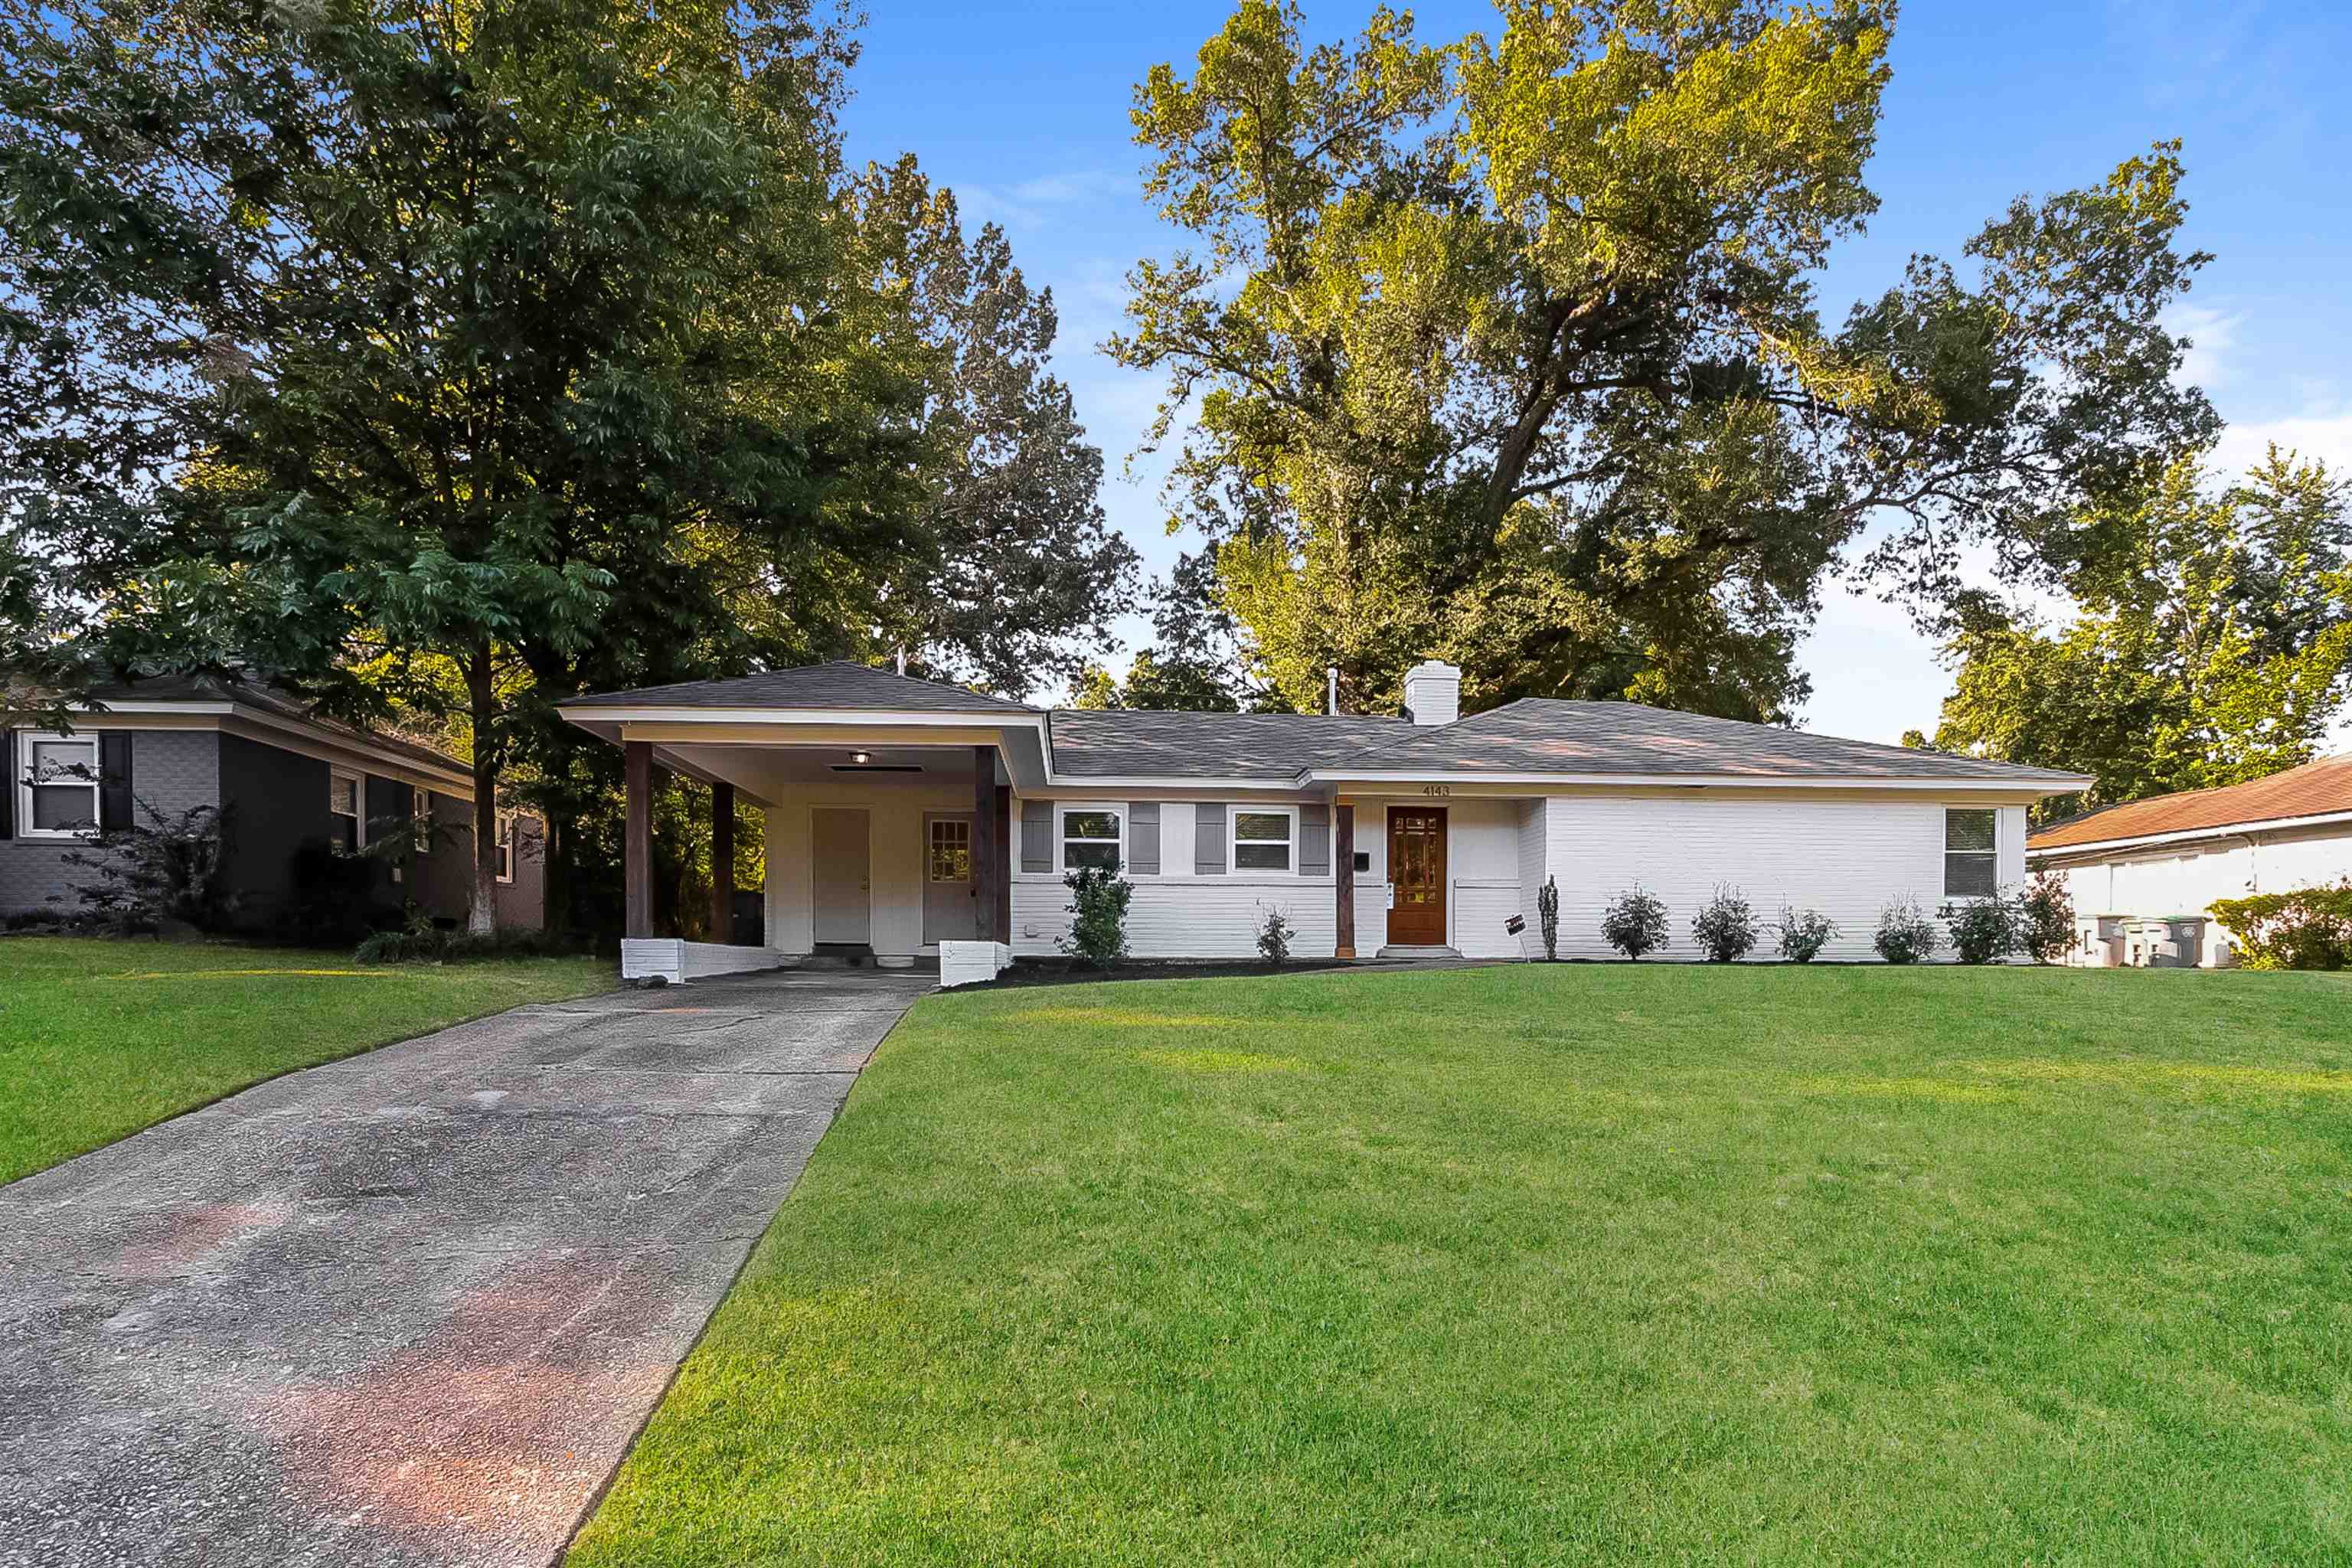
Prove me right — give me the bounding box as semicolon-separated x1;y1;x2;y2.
1062;808;1121;873
929;819;972;883
1944;808;1998;896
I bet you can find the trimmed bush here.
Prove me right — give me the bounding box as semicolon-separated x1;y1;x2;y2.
1690;884;1759;963
1948;896;2017;965
2208;880;2352;971
1773;906;1839;962
1873;895;1941;965
1600;887;1671;961
2017;871;2076;964
1059;862;1134;968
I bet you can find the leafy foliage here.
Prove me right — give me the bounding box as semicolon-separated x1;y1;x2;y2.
54;800;237;936
1599;887;1670;961
1254;901;1295;968
1059;864;1135;968
1932;452;2352;819
1116;1;2216;717
1873;896;1942;965
1947;897;2018;966
0;0;1130;936
2207;883;2352;972
2017;871;2077;965
1537;874;1560;961
1773;906;1840;963
1690;885;1759;964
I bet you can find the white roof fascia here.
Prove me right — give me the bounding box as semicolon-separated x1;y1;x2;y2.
1308;769;2092;794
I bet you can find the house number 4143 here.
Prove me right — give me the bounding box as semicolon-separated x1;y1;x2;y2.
1420;784;1451;796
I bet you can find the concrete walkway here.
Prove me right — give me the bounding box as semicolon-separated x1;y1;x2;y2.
0;968;931;1568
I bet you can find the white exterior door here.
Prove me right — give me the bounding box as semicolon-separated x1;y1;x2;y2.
811;807;871;945
923;813;980;943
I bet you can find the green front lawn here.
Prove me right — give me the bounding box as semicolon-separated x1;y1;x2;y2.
0;936;609;1184
573;965;2352;1565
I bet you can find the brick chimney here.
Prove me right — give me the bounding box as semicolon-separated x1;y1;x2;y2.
1402;659;1460;727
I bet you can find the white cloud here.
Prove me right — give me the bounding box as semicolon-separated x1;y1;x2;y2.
2208;404;2352;480
2164;301;2244;391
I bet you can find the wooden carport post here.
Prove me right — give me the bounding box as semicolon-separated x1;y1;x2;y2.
624;740;653;940
708;780;735;944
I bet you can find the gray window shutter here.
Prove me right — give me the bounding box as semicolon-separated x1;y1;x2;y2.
1194;802;1226;874
1129;802;1160;875
1;729;13;838
1020;799;1052;873
1300;803;1330;876
98;733;134;833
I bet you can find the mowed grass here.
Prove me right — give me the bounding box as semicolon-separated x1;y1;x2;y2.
572;965;2352;1566
0;936;609;1183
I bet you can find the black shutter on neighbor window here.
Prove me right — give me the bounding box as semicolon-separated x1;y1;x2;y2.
1;730;13;838
98;733;133;832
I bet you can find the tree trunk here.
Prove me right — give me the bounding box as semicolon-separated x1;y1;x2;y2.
466;645;500;936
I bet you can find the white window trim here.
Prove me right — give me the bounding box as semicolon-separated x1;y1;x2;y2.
1230;804;1299;875
495;811;517;884
1057;802;1125;874
1943;807;1998;899
15;730;103;841
411;786;433;854
330;766;366;849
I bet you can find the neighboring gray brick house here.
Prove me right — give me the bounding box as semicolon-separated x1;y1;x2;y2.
3;677;544;932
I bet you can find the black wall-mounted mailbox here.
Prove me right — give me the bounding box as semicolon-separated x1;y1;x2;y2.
1353;851;1372;873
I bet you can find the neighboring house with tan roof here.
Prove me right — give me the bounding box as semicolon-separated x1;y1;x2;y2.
2027;753;2352;965
554;658;2089;982
3;675;544;932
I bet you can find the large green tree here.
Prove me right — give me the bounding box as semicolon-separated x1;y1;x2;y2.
1114;0;2217;719
1929;450;2352;820
2;0;1130;932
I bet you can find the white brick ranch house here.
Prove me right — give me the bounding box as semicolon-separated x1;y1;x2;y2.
557;660;2088;982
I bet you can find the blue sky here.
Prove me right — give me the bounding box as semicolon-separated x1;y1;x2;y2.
837;0;2352;739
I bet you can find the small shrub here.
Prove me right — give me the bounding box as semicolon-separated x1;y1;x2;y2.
1873;894;1941;965
1537;875;1560;960
356;913;576;964
1773;906;1839;962
1255;901;1295;968
1599;886;1671;961
2016;870;2076;964
1948;895;2017;965
2209;880;2352;971
1058;861;1133;968
54;799;238;936
1690;884;1759;963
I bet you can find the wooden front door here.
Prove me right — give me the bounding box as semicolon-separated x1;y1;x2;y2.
1387;806;1448;946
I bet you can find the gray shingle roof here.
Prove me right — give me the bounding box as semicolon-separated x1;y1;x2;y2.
64;674;477;779
559;661;1037;714
1047;709;1413;779
1323;698;2089;782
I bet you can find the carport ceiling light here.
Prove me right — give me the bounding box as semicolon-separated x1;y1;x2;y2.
850;750;871;764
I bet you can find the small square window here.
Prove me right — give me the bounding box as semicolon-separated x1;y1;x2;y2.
411;786;433;854
1061;808;1121;872
495;812;516;884
1233;809;1294;872
1944;808;1997;897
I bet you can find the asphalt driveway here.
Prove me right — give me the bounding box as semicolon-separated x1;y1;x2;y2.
0;966;930;1567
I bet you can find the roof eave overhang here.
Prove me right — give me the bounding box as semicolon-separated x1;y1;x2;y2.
1309;769;2093;794
21;697;479;795
2027;807;2352;861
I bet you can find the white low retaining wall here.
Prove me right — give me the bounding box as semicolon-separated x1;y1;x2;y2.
940;940;1011;988
620;939;786;984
